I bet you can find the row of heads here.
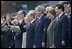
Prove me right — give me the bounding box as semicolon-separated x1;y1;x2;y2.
18;1;71;17
2;1;71;22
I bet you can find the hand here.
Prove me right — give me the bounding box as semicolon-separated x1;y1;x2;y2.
42;42;45;47
9;47;11;48
33;45;36;48
61;40;65;46
6;14;10;21
50;44;56;48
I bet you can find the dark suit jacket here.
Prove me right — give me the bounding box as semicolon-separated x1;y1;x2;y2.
14;20;26;48
65;13;71;47
33;14;50;48
54;13;68;47
42;16;51;47
19;20;26;33
1;25;13;48
67;16;71;47
26;20;36;48
15;20;26;40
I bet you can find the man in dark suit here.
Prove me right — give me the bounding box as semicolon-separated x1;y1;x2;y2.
33;6;50;48
17;10;26;33
63;1;71;48
13;10;26;48
26;10;36;48
54;4;68;48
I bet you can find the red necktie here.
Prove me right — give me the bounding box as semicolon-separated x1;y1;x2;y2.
36;18;39;26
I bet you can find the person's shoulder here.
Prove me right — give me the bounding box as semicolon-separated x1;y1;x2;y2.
63;13;68;19
63;13;68;18
60;13;68;20
43;15;48;19
50;20;55;25
49;19;57;27
33;19;36;23
53;19;57;22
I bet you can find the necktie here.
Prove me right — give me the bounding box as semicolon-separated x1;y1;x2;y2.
36;18;39;26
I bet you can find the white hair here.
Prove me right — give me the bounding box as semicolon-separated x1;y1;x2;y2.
35;5;45;13
26;10;35;18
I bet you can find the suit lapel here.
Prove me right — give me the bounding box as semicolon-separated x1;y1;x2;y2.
35;15;44;32
59;13;65;23
56;13;65;24
36;15;44;29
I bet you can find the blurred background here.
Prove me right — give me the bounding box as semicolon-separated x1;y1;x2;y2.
1;1;59;17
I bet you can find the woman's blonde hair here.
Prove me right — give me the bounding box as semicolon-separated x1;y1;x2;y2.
45;6;56;17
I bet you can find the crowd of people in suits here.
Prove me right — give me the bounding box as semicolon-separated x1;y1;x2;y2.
1;1;71;48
